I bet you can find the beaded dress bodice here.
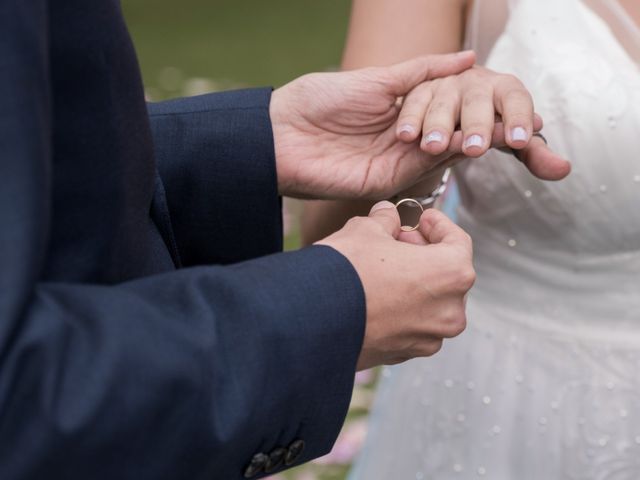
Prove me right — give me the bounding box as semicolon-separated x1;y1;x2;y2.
457;0;640;339
350;1;640;479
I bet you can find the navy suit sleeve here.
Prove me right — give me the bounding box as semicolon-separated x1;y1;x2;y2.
148;89;282;267
0;4;366;479
4;249;366;480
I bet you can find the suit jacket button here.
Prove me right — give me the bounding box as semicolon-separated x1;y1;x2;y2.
243;452;268;478
284;439;305;466
264;447;287;473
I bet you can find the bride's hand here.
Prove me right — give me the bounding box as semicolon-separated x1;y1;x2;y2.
396;65;571;181
272;56;570;204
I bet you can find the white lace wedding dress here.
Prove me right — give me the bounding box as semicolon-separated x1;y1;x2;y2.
350;0;640;478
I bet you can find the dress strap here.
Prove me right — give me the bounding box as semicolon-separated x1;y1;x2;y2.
582;0;640;64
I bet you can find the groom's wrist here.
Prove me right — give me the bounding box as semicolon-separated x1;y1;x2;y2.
270;86;299;198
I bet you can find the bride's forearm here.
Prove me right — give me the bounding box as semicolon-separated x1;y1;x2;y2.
342;0;469;69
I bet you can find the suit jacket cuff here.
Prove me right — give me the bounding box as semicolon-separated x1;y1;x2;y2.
148;88;281;267
231;245;366;478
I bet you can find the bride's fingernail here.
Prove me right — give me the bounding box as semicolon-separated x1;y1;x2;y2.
463;134;484;149
511;126;528;142
398;124;416;137
424;131;444;145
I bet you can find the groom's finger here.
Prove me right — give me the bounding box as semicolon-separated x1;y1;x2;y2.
383;51;476;97
396;83;433;142
398;229;429;245
418;209;472;252
368;201;402;238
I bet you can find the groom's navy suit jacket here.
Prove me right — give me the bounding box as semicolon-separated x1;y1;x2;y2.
0;1;365;479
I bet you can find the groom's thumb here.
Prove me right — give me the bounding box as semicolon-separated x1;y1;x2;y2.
384;51;476;96
368;201;401;239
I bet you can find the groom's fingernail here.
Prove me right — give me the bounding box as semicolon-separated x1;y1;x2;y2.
463;134;484;149
511;126;528;143
398;124;416;137
370;201;395;213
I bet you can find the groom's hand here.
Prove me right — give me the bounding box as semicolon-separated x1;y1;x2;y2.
317;202;475;370
270;51;476;200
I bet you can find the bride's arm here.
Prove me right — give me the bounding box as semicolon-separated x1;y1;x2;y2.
301;0;469;244
343;0;468;68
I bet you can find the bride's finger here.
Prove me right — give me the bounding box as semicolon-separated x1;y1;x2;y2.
442;126;571;181
447;122;509;154
422;116;548;174
460;85;495;158
420;78;460;155
446;116;543;154
493;74;535;149
533;113;543;134
396;83;433;142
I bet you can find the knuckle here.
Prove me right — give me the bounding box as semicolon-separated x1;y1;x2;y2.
463;90;492;107
462;231;473;249
409;82;433;96
438;307;467;338
423;339;444;356
463;122;491;134
427;99;457;116
498;73;523;87
506;89;533;104
507;113;534;125
398;113;423;125
421;207;444;222
428;77;443;89
345;216;369;231
436;76;458;90
448;311;468;337
442;254;476;290
458;265;477;291
443;324;464;339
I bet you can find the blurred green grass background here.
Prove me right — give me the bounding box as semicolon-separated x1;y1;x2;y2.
123;0;351;96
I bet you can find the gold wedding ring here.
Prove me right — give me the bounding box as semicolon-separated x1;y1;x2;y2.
394;198;424;232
